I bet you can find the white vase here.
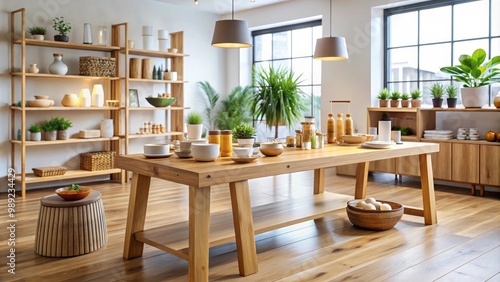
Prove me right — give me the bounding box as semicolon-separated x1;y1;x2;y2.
48;53;68;75
79;88;91;107
92;84;104;107
100;119;114;138
28;64;39;74
461;87;489;108
186;124;203;140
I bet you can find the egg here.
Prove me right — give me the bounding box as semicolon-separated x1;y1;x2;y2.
373;201;383;210
365;197;377;205
356;200;366;208
380;203;392;211
362;203;376;210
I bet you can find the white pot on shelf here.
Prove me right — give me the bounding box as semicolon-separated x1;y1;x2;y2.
461;87;489;108
100;119;114;138
237;138;255;148
186;124;203;140
31;132;41;141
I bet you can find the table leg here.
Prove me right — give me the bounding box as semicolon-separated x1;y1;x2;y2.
123;173;151;259
230;181;258;276
418;153;437;225
354;162;369;199
189;186;211;282
313;168;325;194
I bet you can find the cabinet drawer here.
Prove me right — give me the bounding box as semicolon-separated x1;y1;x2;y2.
480;145;500;186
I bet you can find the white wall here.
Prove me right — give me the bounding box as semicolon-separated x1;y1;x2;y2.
0;0;223;192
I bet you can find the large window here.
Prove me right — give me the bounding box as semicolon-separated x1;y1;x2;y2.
252;20;322;140
385;0;500;105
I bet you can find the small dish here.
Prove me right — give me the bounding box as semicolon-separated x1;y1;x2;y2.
231;156;258;163
27;99;54;107
106;100;119;107
56;186;92;201
361;141;395;149
144;152;173;158
174;150;192;158
168;48;178;53
34;95;49;100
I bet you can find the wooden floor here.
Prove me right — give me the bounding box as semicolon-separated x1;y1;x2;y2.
1;169;499;282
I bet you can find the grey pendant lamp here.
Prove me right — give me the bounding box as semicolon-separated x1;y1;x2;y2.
212;0;252;48
314;0;348;60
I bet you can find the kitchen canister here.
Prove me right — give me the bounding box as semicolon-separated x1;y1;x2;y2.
100;119;114;138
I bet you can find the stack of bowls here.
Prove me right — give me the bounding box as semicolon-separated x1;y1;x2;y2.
27;95;54;107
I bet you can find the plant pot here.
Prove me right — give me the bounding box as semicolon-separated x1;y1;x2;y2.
379;100;389;107
54;35;69;42
446;98;457;108
461;87;488;108
186;124;203;140
401;100;410;108
31;132;41;141
432;98;443;108
45;131;57;141
57;130;69;140
32;34;44;40
164;71;177;81
237;138;255;148
411;99;421;108
390;100;399;108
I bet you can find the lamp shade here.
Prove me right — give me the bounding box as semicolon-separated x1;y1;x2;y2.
314;36;348;61
212;19;252;48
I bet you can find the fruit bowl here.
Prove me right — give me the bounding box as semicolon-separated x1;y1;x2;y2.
145;97;176;107
341;134;375;144
346;200;403;231
55;186;92;201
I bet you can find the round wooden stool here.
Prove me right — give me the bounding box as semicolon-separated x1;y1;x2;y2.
35;190;107;257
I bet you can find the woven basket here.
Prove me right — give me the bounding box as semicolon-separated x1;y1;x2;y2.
79;56;116;77
80;151;115;171
33;166;67;177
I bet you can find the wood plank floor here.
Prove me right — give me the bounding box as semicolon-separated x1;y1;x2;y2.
1;168;499;281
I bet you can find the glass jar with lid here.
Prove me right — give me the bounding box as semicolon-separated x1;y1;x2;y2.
220;130;232;157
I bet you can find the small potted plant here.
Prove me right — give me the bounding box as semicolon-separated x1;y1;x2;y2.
410;89;422;108
28;26;47;40
232;124;256;147
400;93;410;108
389;91;401;108
377;88;390;107
52;117;72;140
445;84;458;108
28;124;42;141
52;17;71;42
41;119;58;141
186;112;204;140
430;82;445;108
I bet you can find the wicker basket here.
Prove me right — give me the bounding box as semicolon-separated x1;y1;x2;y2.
80;151;115;171
79;56;116;77
33;166;67;177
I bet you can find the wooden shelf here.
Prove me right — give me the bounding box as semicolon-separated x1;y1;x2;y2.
11;106;121;111
135;192;353;260
11;72;120;80
128;107;186;111
367;107;419;113
15;168;122;184
420;107;500;113
11;137;120;146
128;78;187;83
421;138;500;146
13;38;120;51
124;48;188;58
125;132;184;139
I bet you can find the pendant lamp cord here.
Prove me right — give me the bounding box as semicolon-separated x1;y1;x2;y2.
232;0;235;20
329;0;332;37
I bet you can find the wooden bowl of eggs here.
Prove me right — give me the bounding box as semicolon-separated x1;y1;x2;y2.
346;197;403;231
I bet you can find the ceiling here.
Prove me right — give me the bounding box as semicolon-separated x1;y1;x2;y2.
155;0;289;15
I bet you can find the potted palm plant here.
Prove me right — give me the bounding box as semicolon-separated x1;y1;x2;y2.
400;93;410;108
28;26;47;40
186;112;204;140
430;82;445;108
389;91;401;108
251;66;307;139
232;124;256;147
377;88;390;107
445;84;458;108
410;89;422;108
52;17;71;42
440;48;500;108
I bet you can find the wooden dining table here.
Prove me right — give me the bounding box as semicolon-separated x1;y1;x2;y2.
115;142;439;281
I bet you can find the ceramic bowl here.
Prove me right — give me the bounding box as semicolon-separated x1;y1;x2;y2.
34;95;49;100
233;147;253;158
56;186;92;201
191;143;220;161
106;100;119;107
174;150;192;158
145;97;177;107
341;135;368;144
168;48;178;53
346;200;403;231
180;139;208;151
259;142;284;156
27;99;54;107
144;143;170;155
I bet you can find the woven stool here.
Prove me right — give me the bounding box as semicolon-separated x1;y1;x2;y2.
35;190;107;257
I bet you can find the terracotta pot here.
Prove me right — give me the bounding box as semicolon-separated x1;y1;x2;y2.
401;100;410;108
390;100;399;108
379;100;389;107
411;99;421;108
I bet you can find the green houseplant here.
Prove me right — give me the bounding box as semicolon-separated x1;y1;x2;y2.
52;117;72;140
377;88;390;107
410;89;422;108
186;112;204;140
400;93;410;108
445;84;458;108
198;81;220;130
429;82;445;108
52;17;71;42
41;119;58;141
216;86;253;130
251;66;307;139
233;124;256;147
389;91;401;108
440;48;500;107
28;26;47;40
28;124;42;141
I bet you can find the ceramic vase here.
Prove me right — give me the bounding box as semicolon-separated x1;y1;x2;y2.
100;119;114;138
28;64;39;74
61;93;80;107
79;88;91;107
92;84;104;107
48;53;68;75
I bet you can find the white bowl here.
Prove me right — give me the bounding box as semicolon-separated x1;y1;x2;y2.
144;143;170;155
233;147;253;158
180;139;208;150
191;143;220;161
